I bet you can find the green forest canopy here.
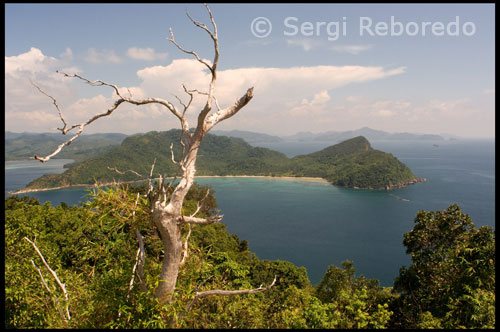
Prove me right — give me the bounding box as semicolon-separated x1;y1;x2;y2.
5;184;494;328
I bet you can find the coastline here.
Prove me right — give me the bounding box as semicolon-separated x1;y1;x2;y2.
6;175;330;195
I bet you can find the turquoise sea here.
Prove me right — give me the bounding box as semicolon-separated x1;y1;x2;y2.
4;139;495;286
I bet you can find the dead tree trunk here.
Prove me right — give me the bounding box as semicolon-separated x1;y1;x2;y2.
32;3;271;306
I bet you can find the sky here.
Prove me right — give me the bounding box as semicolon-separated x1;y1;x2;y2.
5;3;495;138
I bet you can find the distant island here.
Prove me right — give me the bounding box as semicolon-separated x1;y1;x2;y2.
281;127;445;143
20;130;425;192
212;127;446;144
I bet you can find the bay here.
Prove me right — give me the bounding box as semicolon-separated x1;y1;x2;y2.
4;139;495;286
5;159;73;193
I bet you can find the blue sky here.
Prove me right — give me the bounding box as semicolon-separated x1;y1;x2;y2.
5;3;495;137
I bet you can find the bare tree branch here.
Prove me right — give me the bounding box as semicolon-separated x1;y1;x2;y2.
125;248;141;299
30;259;68;324
204;87;254;132
167;28;213;72
32;70;192;162
181;214;223;225
190;188;211;218
179;225;192;267
171;276;277;327
193;275;276;300
107;167;143;178
57;71;123;97
30;81;68;134
132;192;147;293
24;237;71;321
136;228;147;293
170;142;186;172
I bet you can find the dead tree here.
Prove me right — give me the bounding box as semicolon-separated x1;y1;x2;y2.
31;3;273;305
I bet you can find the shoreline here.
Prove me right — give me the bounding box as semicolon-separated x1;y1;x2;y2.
5;175;330;194
5;175;426;195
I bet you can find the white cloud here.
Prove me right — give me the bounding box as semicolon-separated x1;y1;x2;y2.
133;59;406;132
300;90;331;107
5;48;82;132
85;48;122;64
376;109;394;117
426;98;471;115
329;44;373;55
5;48;407;135
482;88;495;95
60;48;73;61
127;47;168;61
289;90;331;117
286;39;323;51
5;47;57;74
286;39;373;55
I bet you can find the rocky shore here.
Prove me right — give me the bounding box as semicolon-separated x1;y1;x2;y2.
383;177;427;190
351;177;427;190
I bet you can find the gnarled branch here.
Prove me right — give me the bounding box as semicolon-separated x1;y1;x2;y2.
24;237;71;321
181;214;223;225
171;276;277;327
107;166;143;178
32;71;191;162
204;87;254;132
179;225;192;267
30;81;68;134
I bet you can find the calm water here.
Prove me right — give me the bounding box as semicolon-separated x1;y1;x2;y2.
4;140;495;286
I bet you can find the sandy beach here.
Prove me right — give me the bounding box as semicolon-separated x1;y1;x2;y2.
6;175;330;194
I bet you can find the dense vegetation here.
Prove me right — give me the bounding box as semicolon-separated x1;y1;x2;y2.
390;205;495;329
5;132;127;163
24;130;417;190
291;136;416;189
5;186;494;328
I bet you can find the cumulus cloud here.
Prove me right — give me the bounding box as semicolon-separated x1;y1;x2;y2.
85;48;122;64
5;47;407;135
5;47;57;74
127;47;168;61
5;48;84;132
132;58;406;132
288;90;331;117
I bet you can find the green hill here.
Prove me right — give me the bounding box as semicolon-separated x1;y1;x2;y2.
291;136;419;189
24;130;422;190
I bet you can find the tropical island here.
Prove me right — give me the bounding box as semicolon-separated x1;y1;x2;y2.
20;129;425;192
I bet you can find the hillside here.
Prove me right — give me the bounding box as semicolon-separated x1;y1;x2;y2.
5;132;127;163
211;129;283;143
291;136;419;189
24;130;422;190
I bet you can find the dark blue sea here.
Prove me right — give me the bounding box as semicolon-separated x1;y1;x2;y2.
4;139;495;286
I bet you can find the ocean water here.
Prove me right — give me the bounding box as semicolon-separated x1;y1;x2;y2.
4;140;495;286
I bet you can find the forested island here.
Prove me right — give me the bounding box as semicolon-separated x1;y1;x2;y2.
20;130;424;192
